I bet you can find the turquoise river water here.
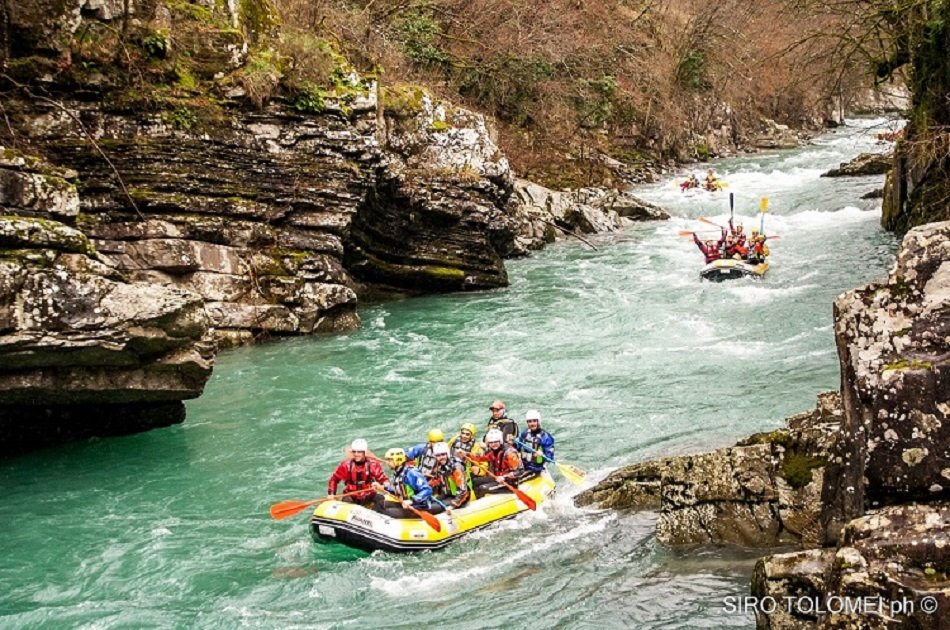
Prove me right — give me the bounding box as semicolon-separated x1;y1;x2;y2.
1;119;901;628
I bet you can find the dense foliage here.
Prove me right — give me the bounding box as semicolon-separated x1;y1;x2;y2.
273;0;866;186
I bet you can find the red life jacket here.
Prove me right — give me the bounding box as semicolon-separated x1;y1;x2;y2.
343;460;376;496
486;445;521;476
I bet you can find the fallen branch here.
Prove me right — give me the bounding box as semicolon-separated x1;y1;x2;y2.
1;73;145;220
538;216;599;251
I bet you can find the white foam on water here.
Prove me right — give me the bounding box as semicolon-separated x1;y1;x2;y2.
368;515;613;597
725;283;816;305
768;205;877;232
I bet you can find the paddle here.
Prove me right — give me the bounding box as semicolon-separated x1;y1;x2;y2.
343;446;380;461
678;230;722;237
514;439;587;486
698;216;724;228
729;192;734;224
270;490;365;520
760;197;768;234
431;497;459;533
378;490;442;532
460;452;537;510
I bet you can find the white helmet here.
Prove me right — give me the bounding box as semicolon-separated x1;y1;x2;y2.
525;409;541;421
485;429;503;443
432;441;450;456
351;438;368;452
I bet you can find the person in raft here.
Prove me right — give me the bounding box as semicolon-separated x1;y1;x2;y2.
448;422;486;476
470;429;524;495
692;228;726;263
430;441;471;510
326;438;389;507
516;409;555;474
371;448;442;518
405;428;445;482
486;400;519;445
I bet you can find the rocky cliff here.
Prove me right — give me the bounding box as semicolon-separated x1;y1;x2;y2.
579;222;950;627
0;148;214;454
0;0;666;451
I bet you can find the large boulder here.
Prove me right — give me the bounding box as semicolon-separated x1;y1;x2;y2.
577;392;842;547
505;180;669;256
821;152;892;177
753;504;950;629
823;221;950;540
0;215;214;454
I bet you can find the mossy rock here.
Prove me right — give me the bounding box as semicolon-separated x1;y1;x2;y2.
781;451;826;489
381;84;429;117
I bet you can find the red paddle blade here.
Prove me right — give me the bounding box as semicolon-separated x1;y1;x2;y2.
412;507;442;532
270;500;316;520
507;483;537;511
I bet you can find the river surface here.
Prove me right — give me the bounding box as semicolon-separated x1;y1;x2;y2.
1;119;901;628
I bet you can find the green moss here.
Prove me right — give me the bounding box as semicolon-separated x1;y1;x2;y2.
0;248;56;268
175;65;198;91
239;0;279;45
74;213;103;229
781;451;826;489
884;358;934;371
166;0;215;22
894;326;913;337
430;119;450;132
423;265;466;280
382;84;428;116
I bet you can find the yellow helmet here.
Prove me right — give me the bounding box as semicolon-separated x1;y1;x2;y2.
460;422;477;436
427;428;444;443
384;447;407;467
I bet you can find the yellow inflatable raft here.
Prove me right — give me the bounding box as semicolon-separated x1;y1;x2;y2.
700;258;768;281
310;471;556;552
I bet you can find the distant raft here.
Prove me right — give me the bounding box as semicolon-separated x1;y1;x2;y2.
700;258;768;281
310;471;556;552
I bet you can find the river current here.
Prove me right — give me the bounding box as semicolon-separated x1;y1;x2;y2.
1;119;900;628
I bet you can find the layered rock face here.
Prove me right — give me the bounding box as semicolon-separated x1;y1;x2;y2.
345;88;514;292
21;99;377;347
0;150;214;454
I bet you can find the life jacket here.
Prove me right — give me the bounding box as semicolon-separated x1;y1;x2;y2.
486;417;519;442
391;467;415;500
433;461;462;496
486;445;521;476
416;444;438;478
343;460;375;494
450;435;486;479
520;429;553;468
449;435;475;456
